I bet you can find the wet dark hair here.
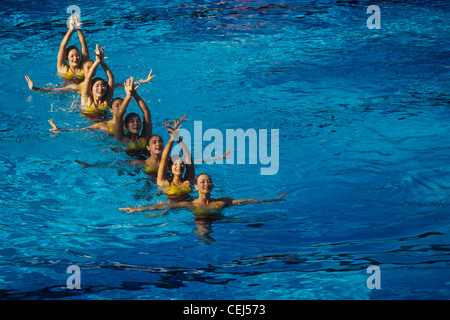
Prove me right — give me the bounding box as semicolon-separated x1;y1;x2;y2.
124;112;141;127
110;97;124;108
150;134;162;140
82;59;94;68
195;173;211;184
147;134;163;146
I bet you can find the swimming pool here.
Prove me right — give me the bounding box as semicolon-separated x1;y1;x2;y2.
0;0;449;300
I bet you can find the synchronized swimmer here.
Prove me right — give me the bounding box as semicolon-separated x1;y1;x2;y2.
28;12;286;240
121;173;287;215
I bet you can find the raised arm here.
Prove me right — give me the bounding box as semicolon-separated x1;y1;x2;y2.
80;45;106;106
113;78;134;141
178;136;195;181
164;115;193;180
157;119;184;186
80;45;102;104
100;59;115;104
132;89;152;141
73;14;89;61
157;134;176;187
57;16;76;74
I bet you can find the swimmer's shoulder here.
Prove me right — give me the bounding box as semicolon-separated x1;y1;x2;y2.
214;197;233;207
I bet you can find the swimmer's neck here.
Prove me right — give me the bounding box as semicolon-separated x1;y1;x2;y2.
150;152;161;159
171;174;184;185
147;153;161;165
195;192;212;206
127;132;141;141
92;95;105;105
69;66;82;73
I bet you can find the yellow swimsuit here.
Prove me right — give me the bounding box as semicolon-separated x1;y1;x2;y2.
144;165;158;174
163;183;192;196
126;137;147;151
83;101;108;117
106;122;114;133
61;70;85;81
192;202;222;215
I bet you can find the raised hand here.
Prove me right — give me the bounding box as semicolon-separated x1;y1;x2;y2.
25;76;34;90
165;117;184;141
141;69;156;84
68;14;76;30
74;13;83;29
124;77;138;95
165;114;186;133
48;119;61;132
94;44;106;61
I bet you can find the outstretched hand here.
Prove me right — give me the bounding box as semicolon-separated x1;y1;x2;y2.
119;207;139;214
143;69;156;83
25;76;34;90
222;148;233;159
274;192;287;201
48;119;60;132
74;160;93;168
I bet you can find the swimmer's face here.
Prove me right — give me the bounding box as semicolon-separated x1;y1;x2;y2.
92;79;107;98
171;158;185;176
126;115;142;134
83;61;94;75
147;136;163;154
110;99;123;115
67;48;81;67
195;174;213;193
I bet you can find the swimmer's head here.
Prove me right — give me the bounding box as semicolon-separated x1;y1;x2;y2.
147;134;163;154
66;46;81;67
82;60;94;75
91;77;107;99
124;113;142;135
195;173;213;193
168;155;186;177
110;97;123;115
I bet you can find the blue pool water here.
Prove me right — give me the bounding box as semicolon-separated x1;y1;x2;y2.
0;0;449;300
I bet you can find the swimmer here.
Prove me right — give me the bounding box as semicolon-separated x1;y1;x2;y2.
25;68;155;94
120;173;287;215
128;131;231;177
57;14;89;83
75;134;166;173
121;173;286;242
47;97;124;132
156;119;195;200
114;77;153;157
126;134;165;176
81;44;114;119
